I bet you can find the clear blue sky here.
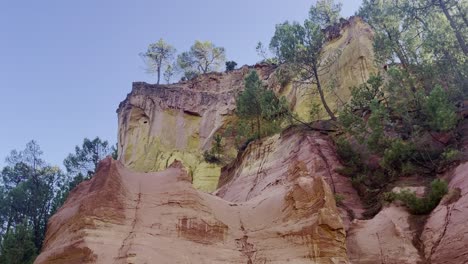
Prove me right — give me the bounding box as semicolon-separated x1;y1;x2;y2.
0;0;362;168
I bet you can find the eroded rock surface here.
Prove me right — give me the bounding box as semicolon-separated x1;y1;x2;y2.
346;206;423;264
116;16;376;192
421;162;468;264
216;127;365;226
35;157;349;264
116;65;276;191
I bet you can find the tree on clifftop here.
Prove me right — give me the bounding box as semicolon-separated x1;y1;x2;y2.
140;38;176;84
311;0;343;27
177;40;226;78
270;0;342;121
63;137;115;178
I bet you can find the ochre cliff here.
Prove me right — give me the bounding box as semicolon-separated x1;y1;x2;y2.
277;16;376;121
117;65;276;191
35;157;348;263
117;16;376;192
35;16;468;264
216;127;364;227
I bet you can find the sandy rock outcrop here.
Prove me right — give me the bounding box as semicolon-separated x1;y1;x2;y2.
117;17;376;192
421;162;468;264
346;206;423;264
35;157;349;264
216;127;365;227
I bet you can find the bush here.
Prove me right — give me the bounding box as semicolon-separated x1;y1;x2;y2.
423;85;458;132
441;148;461;163
335;136;361;168
380;139;416;177
392;179;448;215
203;151;220;164
334;193;345;206
225;61;237;72
203;134;223;164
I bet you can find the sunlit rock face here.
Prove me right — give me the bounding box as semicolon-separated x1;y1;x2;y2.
35;157;349;264
275;16;377;121
116;65;276;192
216;127;364;223
116;17;376;192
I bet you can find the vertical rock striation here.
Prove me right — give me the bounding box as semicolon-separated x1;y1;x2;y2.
35;157;349;263
421;162;468;264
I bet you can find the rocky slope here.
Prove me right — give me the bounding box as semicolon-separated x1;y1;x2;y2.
35;157;348;264
117;16;376;192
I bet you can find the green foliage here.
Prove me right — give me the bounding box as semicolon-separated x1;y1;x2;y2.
366;101;389;153
177;40;226;75
163;64;175;84
236;71;263;134
235;70;289;146
334;193;345;206
380;139;416;177
0;223;37;264
441;148;461;163
255;42;278;64
275;65;295;88
203;151;219;164
391;179;448;215
349;75;384;111
181;70;198;81
140;38;176;84
63;137;114;178
0;138;115;261
225;61;237;72
309;103;323;121
359;0;467;92
422;85;458;132
335;136;362;171
0;141;65;256
269;1;340;120
203;134;223;164
309;0;342;27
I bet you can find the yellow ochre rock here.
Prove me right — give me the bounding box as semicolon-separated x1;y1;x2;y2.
117;16;376;192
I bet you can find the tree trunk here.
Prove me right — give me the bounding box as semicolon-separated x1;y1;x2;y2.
256;116;261;138
439;0;468;55
383;25;410;68
313;67;336;121
157;65;161;84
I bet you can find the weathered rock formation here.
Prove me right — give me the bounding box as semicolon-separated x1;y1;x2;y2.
421;162;468;264
347;205;423;264
117;16;376;192
285;16;376;120
117;65;276;191
346;162;468;264
35;157;349;264
216;127;364;227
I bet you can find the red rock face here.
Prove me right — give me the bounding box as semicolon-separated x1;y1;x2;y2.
35;157;349;263
422;162;468;264
346;205;423;264
217;128;365;226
